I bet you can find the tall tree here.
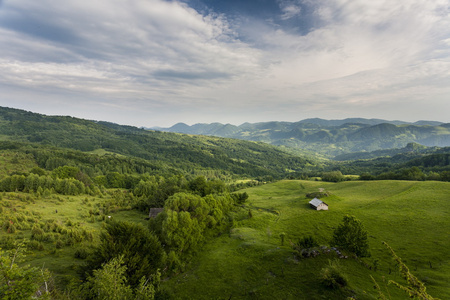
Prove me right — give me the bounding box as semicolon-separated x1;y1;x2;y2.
85;221;165;288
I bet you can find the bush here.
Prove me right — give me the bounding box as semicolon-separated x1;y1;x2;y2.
31;224;44;240
306;191;329;198
320;260;348;289
55;238;64;249
297;236;319;249
0;236;16;250
74;247;89;259
231;192;249;204
27;240;45;251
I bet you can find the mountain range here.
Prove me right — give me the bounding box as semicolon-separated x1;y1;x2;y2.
156;118;450;157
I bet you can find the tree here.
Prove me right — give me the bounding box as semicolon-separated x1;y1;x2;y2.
188;176;208;196
330;215;370;257
84;256;133;300
85;221;165;288
321;171;345;182
0;243;51;299
80;255;159;300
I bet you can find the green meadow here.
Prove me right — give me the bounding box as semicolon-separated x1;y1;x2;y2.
1;179;449;299
163;180;450;299
0;192;148;288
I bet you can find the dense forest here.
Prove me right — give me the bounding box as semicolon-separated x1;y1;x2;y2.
0;107;317;179
0;106;449;299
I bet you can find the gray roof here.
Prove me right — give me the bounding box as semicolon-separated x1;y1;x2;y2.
309;198;326;207
149;208;164;218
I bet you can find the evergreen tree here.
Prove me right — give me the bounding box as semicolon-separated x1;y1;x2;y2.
85;221;165;288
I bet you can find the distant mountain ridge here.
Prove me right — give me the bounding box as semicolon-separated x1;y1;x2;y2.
155;118;450;157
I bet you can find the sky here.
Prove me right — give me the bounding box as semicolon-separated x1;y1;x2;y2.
0;0;449;127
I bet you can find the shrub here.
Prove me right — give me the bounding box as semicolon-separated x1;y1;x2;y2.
74;247;89;259
55;238;64;249
306;192;329;198
31;224;44;240
231;192;249;204
0;236;16;249
320;260;348;289
27;240;45;251
7;224;16;234
297;236;319;249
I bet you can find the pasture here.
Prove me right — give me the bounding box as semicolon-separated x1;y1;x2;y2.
163;180;450;299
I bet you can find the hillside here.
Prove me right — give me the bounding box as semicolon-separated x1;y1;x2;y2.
0;106;316;179
1;106;448;182
162;180;450;299
0;106;448;299
157;119;450;157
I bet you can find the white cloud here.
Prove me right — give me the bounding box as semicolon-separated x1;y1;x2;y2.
0;0;261;94
0;0;449;126
277;1;302;20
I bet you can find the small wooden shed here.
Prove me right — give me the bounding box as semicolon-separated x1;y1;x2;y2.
309;198;328;211
148;208;164;218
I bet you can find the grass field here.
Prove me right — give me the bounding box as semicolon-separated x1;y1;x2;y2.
0;191;149;288
162;180;450;299
1;180;448;299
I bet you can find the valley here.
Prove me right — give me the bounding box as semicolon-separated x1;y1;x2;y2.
0;106;448;299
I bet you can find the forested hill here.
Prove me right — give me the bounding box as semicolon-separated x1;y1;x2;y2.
0;106;315;178
157;118;450;157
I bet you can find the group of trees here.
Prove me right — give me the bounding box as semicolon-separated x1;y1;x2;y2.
0;176;243;298
0;166;99;196
321;171;346;182
0;105;316;179
73;184;245;297
148;190;245;272
360;167;450;182
296;215;371;259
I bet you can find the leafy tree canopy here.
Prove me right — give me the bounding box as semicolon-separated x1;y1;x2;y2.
85;221;165;288
330;215;370;257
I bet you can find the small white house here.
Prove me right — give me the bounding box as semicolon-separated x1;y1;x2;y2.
309;198;328;210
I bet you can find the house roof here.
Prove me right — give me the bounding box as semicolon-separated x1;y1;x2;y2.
149;208;164;218
309;198;326;207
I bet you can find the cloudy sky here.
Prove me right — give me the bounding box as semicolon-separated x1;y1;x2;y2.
0;0;449;127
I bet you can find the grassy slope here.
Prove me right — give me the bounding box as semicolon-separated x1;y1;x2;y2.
0;192;149;287
163;180;450;299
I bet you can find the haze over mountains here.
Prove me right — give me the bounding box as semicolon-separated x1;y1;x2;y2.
156;118;450;157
